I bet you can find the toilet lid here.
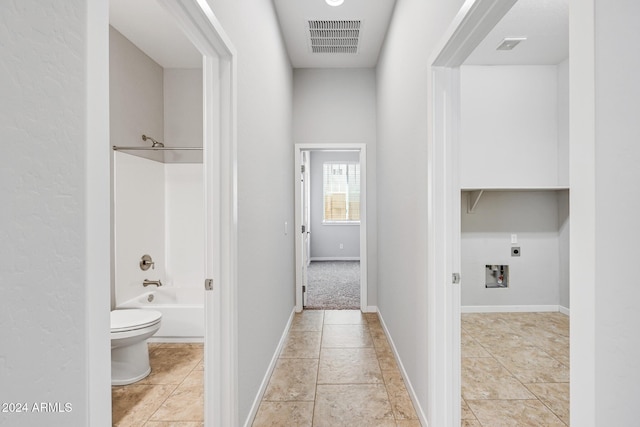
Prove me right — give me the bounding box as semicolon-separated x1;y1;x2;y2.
111;309;162;332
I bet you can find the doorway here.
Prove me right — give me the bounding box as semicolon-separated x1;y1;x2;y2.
295;144;368;313
428;0;570;425
88;0;237;425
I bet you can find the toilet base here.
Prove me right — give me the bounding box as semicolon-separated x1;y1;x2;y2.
111;339;152;386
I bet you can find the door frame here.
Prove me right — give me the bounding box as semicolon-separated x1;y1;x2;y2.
294;143;369;313
87;1;238;425
426;0;517;425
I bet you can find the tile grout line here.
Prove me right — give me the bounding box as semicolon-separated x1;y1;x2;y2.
310;309;325;427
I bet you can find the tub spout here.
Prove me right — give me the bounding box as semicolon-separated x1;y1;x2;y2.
143;279;163;287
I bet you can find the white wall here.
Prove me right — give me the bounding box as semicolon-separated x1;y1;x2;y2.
293;68;377;304
376;0;465;422
0;1;93;425
164;68;203;148
109;26;164;162
557;59;570;310
460;66;559;188
309;151;360;259
557;59;569;187
461;191;566;308
204;1;294;423
589;1;640;423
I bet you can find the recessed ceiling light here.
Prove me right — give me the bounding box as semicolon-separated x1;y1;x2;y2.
326;0;345;6
497;37;527;51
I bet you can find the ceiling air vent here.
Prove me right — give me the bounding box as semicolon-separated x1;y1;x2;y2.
308;20;360;54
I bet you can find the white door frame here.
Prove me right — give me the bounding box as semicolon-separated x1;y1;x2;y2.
294;143;369;313
426;0;516;425
87;1;238;425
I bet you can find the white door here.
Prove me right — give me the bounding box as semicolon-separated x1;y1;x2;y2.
301;151;310;307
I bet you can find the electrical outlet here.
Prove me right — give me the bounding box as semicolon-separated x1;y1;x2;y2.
511;247;521;257
511;234;518;244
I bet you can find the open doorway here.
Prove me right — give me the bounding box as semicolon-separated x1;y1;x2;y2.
97;0;237;425
302;150;361;309
428;0;570;425
295;144;368;313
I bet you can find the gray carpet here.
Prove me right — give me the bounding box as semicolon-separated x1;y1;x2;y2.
305;261;360;310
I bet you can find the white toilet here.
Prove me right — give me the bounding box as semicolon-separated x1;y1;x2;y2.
110;309;162;386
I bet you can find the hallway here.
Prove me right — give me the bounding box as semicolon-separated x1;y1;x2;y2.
252;310;420;426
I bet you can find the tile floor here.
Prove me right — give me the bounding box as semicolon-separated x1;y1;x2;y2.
252;310;420;427
461;312;570;426
111;311;568;426
112;342;204;427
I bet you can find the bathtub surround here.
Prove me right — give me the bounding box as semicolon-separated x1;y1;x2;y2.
113;152;204;329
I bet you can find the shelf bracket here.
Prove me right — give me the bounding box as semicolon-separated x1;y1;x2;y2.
467;190;484;214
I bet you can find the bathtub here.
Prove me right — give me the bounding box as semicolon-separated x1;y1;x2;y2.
117;288;204;341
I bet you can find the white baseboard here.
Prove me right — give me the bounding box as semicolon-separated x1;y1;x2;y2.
243;308;295;427
148;337;204;343
559;305;570;316
377;311;428;426
309;257;360;261
461;305;562;313
363;305;378;313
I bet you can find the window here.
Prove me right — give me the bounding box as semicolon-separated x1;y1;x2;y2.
323;162;360;223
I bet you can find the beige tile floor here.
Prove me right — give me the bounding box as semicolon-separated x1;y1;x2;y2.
461;312;570;427
112;342;204;427
252;310;420;427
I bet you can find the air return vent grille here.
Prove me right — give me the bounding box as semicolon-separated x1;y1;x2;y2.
308;20;361;54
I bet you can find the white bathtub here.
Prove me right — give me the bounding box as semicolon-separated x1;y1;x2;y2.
117;288;204;341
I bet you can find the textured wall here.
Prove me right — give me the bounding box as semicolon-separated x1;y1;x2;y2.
376;0;465;421
461;191;565;308
0;1;90;425
204;1;295;423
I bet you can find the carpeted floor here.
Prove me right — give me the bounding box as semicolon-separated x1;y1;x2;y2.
305;261;360;310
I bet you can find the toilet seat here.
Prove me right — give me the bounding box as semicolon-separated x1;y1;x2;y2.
111;309;162;333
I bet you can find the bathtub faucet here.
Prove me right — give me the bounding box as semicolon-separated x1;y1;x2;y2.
143;279;163;287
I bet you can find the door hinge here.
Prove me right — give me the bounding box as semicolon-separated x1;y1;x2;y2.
302;285;306;293
301;165;305;173
204;278;214;291
301;225;306;234
452;273;461;284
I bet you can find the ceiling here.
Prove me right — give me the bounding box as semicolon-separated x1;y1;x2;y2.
109;0;202;68
464;0;569;65
272;0;397;68
109;0;568;70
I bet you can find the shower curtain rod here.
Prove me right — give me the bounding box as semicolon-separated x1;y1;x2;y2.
112;146;202;151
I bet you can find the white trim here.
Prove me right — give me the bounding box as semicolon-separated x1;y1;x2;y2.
309;257;361;262
427;1;518;425
243;308;296;427
559;306;570;316
156;3;238;426
86;0;112;425
148;337;205;343
363;305;378;314
378;312;427;425
569;1;595;424
294;143;368;314
461;305;563;313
